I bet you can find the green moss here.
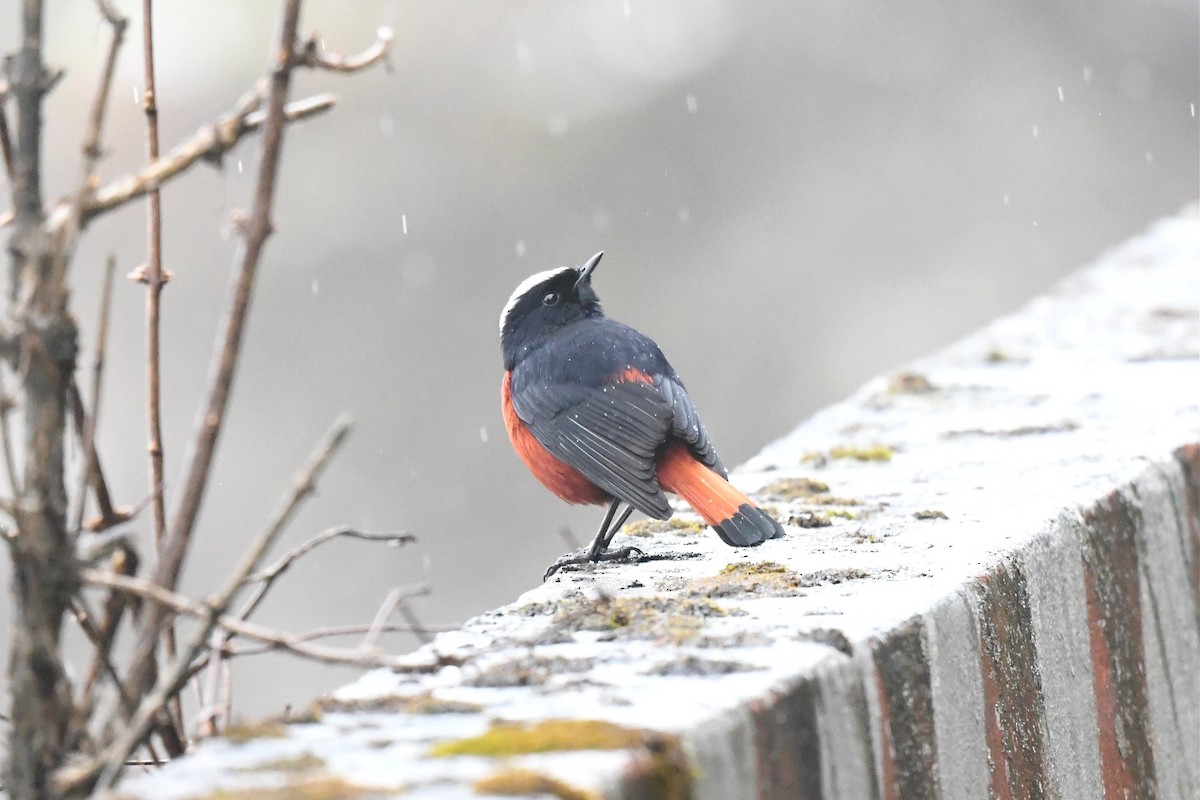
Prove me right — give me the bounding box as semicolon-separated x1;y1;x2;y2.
688;561;804;599
222;720;286;744
432;719;644;757
822;509;857;520
200;778;382;800
467;656;596;688
474;767;598;799
761;477;830;500
623;518;706;538
620;733;694;800
913;509;948;520
829;445;893;462
721;561;788;575
553;594;733;644
788;511;831;528
318;691;483;715
235;754;325;774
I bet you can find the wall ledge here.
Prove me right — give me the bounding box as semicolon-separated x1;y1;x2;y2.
114;205;1199;800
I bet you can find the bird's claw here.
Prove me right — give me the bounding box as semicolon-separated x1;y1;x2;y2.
542;545;645;581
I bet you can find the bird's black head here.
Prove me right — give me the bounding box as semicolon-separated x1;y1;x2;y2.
499;251;605;370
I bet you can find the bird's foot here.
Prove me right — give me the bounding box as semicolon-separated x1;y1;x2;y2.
542;546;645;581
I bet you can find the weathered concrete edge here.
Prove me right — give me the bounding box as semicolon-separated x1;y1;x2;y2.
708;446;1199;800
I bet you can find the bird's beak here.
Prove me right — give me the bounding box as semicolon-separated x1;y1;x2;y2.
575;251;603;288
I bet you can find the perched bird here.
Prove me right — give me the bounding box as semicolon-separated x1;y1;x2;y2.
499;252;785;578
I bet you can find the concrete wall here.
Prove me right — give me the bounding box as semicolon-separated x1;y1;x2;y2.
114;207;1199;800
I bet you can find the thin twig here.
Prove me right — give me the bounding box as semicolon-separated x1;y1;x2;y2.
0;368;20;497
136;0;325;672
79;543;139;708
68;382;124;530
137;0;185;750
296;26;394;73
75;93;334;228
70;255;116;535
239;527;414;619
84;569;420;670
0;78;14;184
116;406;351;792
364;585;432;650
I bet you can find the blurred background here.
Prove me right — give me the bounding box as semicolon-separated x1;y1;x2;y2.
0;0;1196;719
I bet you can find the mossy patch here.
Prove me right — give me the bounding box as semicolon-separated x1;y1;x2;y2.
761;476;830;500
913;509;948;520
467;656;596;688
200;778;384;799
687;561;804;599
235;753;325;774
474;767;597;799
943;421;1078;438
887;372;937;394
222;720;286;744
789;511;831;528
431;719;644;757
317;691;483;715
797;567;872;586
552;594;734;644
623;518;706;538
644;655;762;676
829;444;893;462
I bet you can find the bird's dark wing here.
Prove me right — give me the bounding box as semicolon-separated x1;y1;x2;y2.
510;377;674;519
657;377;727;478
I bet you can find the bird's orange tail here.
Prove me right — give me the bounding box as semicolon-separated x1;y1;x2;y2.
657;442;785;547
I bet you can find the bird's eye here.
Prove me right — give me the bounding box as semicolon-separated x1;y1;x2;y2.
542;292;560;306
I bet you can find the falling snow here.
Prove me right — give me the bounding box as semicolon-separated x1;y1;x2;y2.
401;214;408;234
686;93;698;113
548;114;570;137
623;0;631;18
479;426;489;443
1003;194;1010;205
1082;65;1093;83
1057;86;1064;102
515;40;533;71
311;279;319;296
1032;124;1040;138
515;240;526;258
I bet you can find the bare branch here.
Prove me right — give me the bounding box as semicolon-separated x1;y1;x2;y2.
0;78;14;186
68;381;127;531
238;527;414;620
119;407;351;790
365;585;432;650
70;255;116;535
83;569;419;670
77;93;335;226
297;26;394;73
0;368;20;497
136;0;186;749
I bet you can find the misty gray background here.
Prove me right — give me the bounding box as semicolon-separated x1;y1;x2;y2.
1;0;1196;720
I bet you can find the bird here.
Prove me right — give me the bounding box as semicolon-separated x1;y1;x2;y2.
499;251;785;579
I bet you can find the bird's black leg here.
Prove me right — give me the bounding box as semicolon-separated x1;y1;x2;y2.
543;500;643;580
595;503;636;555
